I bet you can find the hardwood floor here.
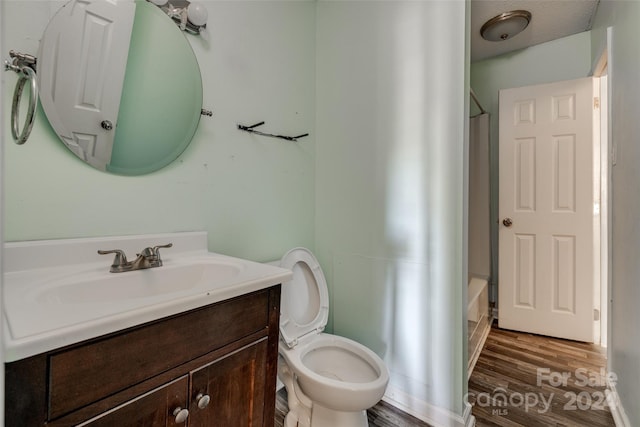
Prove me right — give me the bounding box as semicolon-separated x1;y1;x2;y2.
275;326;615;427
469;327;615;427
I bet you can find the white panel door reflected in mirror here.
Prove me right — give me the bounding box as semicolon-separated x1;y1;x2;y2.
38;0;203;175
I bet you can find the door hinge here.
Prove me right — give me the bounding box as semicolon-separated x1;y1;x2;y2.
594;308;600;321
594;97;600;109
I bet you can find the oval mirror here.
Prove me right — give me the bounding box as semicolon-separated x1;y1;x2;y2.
37;0;203;175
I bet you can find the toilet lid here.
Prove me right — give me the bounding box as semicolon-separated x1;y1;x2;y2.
279;248;329;348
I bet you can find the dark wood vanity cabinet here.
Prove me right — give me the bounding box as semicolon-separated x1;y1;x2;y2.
70;375;190;427
5;286;281;427
189;339;268;427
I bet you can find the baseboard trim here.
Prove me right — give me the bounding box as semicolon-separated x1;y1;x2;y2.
383;386;475;427
607;378;631;427
468;316;492;377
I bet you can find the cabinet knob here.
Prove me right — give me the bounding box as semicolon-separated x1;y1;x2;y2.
196;393;211;409
173;407;189;423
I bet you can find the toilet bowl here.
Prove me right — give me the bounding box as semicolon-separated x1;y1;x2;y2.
277;248;389;427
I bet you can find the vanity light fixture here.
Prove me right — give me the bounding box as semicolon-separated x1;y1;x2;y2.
147;0;208;35
480;10;531;42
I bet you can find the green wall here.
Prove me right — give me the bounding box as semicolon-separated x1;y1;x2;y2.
591;1;640;424
3;1;472;423
2;1;316;262
316;1;468;420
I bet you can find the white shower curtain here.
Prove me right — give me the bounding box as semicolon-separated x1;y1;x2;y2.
468;113;491;280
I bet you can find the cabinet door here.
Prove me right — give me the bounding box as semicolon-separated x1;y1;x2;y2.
77;376;189;427
189;339;268;427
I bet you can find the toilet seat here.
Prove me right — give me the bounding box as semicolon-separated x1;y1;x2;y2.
283;333;384;386
279;248;329;348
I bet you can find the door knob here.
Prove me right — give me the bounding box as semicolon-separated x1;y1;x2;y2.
101;120;113;131
502;218;513;227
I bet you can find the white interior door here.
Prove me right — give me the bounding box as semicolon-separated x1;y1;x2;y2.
38;0;135;171
498;77;598;343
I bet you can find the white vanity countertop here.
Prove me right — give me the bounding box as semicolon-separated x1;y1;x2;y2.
3;232;292;362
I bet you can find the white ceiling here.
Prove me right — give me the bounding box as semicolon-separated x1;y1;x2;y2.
471;0;600;62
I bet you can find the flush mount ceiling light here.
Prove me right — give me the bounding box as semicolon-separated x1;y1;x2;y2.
480;10;532;42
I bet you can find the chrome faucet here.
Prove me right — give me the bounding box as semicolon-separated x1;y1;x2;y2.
98;243;173;273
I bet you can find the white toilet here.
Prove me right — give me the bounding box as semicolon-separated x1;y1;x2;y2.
277;248;389;427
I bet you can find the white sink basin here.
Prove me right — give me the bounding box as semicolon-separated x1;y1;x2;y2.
33;260;244;304
3;232;292;362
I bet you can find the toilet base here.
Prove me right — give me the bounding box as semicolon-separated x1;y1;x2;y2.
311;404;369;427
279;362;369;427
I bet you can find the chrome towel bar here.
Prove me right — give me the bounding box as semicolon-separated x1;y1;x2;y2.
237;121;309;142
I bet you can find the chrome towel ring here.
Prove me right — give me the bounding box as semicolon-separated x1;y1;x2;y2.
11;66;38;145
4;50;38;145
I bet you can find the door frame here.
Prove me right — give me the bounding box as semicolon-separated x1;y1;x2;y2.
592;34;612;351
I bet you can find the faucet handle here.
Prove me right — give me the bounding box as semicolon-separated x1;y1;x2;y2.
152;243;173;265
153;243;173;252
98;249;129;271
139;247;156;258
